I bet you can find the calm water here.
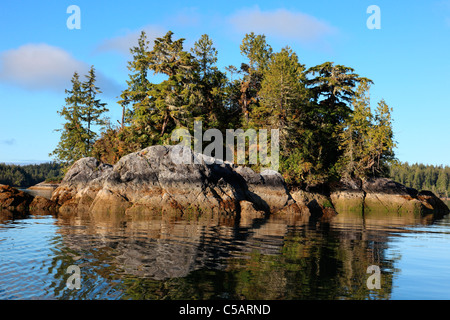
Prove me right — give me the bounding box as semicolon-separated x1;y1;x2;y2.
0;191;449;300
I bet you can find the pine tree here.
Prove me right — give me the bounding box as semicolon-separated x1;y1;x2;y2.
436;169;448;197
147;31;198;140
338;80;373;178
368;99;396;175
50;72;90;168
240;32;273;72
305;62;370;181
118;31;153;130
81;65;109;154
238;33;273;126
256;47;307;151
191;34;227;130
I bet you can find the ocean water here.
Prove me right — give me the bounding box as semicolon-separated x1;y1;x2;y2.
0;193;449;300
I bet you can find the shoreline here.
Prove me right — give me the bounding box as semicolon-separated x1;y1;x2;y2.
27;182;60;191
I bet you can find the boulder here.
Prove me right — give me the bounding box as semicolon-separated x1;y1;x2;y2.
52;145;308;218
29;196;59;213
330;177;449;217
0;184;34;212
329;178;365;213
416;190;450;217
361;178;423;215
291;189;337;219
52;157;113;214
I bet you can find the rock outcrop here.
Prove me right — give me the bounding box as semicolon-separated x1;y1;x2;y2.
52;145;306;218
50;145;449;220
0;184;34;212
29;196;59;213
330;177;449;217
0;184;58;214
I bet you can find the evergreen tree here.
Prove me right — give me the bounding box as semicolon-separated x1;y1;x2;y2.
50;72;90;168
146;31;198;141
118;31;153;130
257;49;306;153
436;169;448;197
305;62;370;182
250;47;308;182
238;33;273;126
338;80;373;178
81;65;109;154
368;99;395;175
191;34;227;130
240;32;273;72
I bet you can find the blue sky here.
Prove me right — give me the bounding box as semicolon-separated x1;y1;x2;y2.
0;0;449;165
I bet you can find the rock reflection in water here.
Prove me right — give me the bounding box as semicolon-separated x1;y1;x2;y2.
45;210;445;300
55;212;295;281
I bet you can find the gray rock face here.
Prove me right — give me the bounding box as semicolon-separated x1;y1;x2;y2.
52;145;307;218
330;177;449;217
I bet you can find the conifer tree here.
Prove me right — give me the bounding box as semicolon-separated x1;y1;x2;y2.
305;62;370;181
50;72;90;168
339;80;373;178
118;31;153;130
81;65;109;154
191;34;227;130
147;31;198;140
256;47;307;150
238;33;273;126
368;99;395;175
436;170;448;196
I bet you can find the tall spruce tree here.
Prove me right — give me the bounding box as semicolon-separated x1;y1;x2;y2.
191;34;227;130
50;72;90;168
305;62;370;181
118;31;153;130
368;99;395;175
256;47;307;150
147;31;198;140
81;65;109;154
338;80;374;178
51;68;108;168
238;33;273;126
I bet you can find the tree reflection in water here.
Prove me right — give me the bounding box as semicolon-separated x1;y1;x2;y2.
42;209;441;300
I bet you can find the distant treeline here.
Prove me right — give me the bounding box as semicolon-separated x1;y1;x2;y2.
0;162;63;188
390;162;450;198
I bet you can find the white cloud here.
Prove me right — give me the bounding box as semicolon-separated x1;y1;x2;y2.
95;25;166;56
0;43;121;96
228;6;338;44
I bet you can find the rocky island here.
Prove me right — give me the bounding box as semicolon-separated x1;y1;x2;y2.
1;145;448;221
3;145;446;222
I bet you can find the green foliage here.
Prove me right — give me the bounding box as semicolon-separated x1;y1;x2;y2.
338;81;396;179
118;31;152;129
0;162;63;187
50;72;90;167
390;162;450;197
297;62;372;183
53;30;401;188
191;34;228;131
50;67;108;169
240;32;273;72
81;65;109;153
